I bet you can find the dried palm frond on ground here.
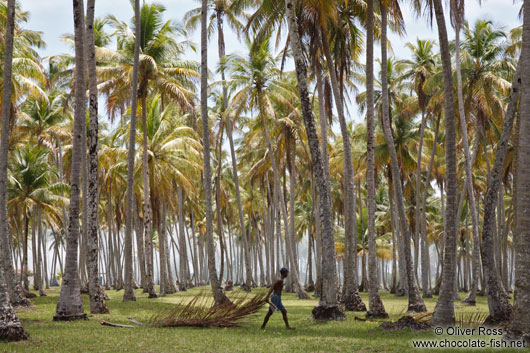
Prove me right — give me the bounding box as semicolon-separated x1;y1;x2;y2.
149;291;268;328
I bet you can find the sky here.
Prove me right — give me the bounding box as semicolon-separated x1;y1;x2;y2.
21;0;522;123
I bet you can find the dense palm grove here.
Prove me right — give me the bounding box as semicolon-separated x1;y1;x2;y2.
0;0;529;343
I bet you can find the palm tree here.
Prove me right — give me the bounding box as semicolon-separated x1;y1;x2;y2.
85;0;109;314
121;0;141;302
201;0;230;306
459;19;514;320
185;0;249;292
133;95;201;293
226;39;309;298
54;0;88;321
0;0;45;308
101;3;199;298
318;0;365;312
0;0;28;339
365;0;388;318
284;0;344;320
507;0;530;338
379;0;426;314
398;38;436;298
430;0;459;326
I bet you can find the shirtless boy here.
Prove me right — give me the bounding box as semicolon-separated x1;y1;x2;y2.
261;267;294;330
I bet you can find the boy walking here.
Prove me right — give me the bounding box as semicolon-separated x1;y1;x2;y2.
261;268;294;330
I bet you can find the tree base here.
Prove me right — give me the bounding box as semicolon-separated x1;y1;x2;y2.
366;310;389;319
407;302;427;314
90;286;109;314
22;289;36;299
504;330;530;346
53;313;88;321
305;282;315;292
295;288;310;300
484;313;511;326
343;292;367;311
461;299;476;306
394;288;406;297
380;316;431;331
0;323;28;341
12;296;31;308
311;304;346;321
422;292;433;298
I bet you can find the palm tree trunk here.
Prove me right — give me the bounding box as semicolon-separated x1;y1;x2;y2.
284;0;344;320
320;23;365;313
314;62;327;299
215;126;226;285
0;0;29;309
365;0;386;318
421;114;441;297
201;0;230;306
416;108;431;298
507;1;530;337
0;4;29;335
54;0;89;320
159;203;171;296
260;98;307;299
380;1;425;313
430;0;459;326
85;0;108;314
178;187;189;291
133;196;146;290
36;210;46;296
32;213;39;291
474;37;525;327
122;0;141;302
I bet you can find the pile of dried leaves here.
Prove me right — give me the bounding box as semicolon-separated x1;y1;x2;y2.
149;291;268;328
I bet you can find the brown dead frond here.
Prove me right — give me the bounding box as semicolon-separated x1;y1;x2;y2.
149;291;268;328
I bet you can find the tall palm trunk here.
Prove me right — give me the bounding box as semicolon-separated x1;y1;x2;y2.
320;22;365;313
178;187;189;290
416;109;431;298
314;61;327;299
421;114;441;296
85;0;108;314
0;0;30;308
133;195;146;290
380;1;426;314
365;0;386;318
201;0;230;306
139;93;157;298
0;0;29;339
508;1;530;338
287;136;307;297
431;0;459;326
260;97;307;299
122;0;141;302
36;210;46;296
54;0;89;320
284;0;344;320
453;16;479;307
478;45;524;325
222;62;252;291
158;203;169;296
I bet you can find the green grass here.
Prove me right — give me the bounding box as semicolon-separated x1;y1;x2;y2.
0;287;521;352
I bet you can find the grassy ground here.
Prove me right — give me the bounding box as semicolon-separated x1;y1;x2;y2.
0;286;521;352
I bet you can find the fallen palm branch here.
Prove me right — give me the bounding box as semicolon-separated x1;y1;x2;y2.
149;291;268;328
100;320;136;328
